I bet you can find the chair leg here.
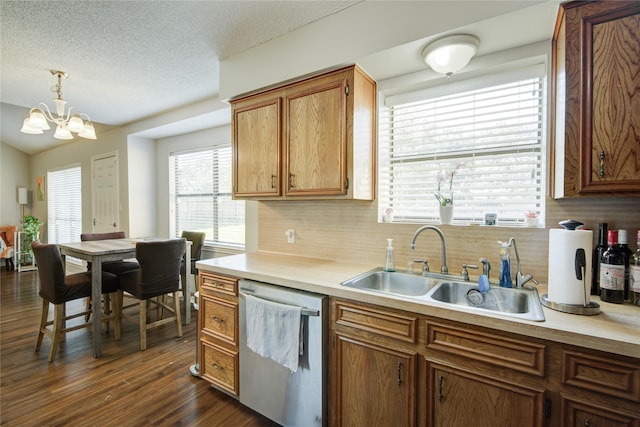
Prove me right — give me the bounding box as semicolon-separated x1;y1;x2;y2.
111;292;122;340
140;299;147;351
49;304;65;363
35;299;49;352
173;291;182;338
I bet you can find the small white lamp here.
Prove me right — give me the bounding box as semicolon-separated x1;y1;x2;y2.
423;34;480;77
18;187;28;218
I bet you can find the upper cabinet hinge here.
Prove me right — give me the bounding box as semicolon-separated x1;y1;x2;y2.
345;84;349;96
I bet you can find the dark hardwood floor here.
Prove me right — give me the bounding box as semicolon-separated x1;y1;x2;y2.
0;267;279;426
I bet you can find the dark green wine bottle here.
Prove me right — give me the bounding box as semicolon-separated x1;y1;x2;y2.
600;230;625;304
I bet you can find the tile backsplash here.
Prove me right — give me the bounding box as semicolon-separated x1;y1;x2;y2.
258;197;640;284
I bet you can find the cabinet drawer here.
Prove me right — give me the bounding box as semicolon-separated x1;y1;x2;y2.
201;341;239;396
335;300;417;343
200;272;238;297
562;350;640;402
201;295;238;346
560;395;640;426
426;321;545;377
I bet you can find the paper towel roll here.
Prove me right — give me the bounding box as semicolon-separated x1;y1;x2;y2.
547;228;593;305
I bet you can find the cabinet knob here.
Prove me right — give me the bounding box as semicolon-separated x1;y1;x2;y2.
584;419;590;427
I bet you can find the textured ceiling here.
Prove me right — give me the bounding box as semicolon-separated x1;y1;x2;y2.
0;0;357;153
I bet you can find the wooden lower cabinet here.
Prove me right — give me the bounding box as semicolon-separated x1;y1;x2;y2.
426;362;544;427
333;333;417;427
561;396;640;427
198;272;240;397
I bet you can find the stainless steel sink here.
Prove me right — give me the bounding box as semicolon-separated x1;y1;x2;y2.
342;268;545;321
426;281;545;321
341;269;443;297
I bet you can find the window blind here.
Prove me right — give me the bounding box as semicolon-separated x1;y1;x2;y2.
47;165;82;243
379;75;545;225
170;146;245;247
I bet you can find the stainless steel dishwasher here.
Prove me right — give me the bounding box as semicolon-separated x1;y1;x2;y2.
239;279;327;427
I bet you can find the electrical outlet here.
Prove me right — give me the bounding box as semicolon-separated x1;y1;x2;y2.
286;229;295;244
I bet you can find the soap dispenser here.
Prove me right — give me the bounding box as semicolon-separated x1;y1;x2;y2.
498;241;513;288
384;238;395;272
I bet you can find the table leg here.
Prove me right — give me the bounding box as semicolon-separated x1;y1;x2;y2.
92;256;102;357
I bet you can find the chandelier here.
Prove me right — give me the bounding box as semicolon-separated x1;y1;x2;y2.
20;69;97;140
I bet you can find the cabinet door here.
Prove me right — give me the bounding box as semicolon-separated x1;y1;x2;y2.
561;396;640;427
581;4;640;193
427;363;544;427
285;77;347;196
334;334;416;427
233;98;281;197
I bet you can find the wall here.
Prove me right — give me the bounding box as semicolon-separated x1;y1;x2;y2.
257;197;640;285
0;143;30;226
127;136;156;238
28;127;128;242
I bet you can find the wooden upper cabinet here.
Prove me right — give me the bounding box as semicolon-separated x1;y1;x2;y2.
232;97;281;197
551;1;640;197
286;76;346;196
230;65;377;200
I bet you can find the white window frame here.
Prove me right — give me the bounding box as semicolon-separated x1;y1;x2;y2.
169;145;245;249
378;64;546;227
47;164;82;263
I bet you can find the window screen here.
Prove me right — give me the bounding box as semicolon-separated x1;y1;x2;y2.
47;165;82;243
379;70;545;225
170;146;245;247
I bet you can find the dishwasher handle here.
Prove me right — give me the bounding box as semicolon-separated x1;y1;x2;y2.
239;291;320;317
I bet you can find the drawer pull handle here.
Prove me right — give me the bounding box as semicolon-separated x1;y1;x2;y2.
397;362;402;386
212;363;224;370
584;419;590;427
438;375;444;402
270;174;276;189
598;150;605;178
211;316;224;323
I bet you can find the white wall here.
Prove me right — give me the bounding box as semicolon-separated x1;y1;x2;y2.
219;1;546;99
127;135;156;238
0;143;30;226
28;127;128;242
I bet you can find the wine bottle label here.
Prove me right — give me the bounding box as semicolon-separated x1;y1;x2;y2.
631;265;640;292
600;263;625;290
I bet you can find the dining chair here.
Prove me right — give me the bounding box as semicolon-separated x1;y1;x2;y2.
80;231;140;274
180;230;205;299
32;242;121;362
118;239;185;350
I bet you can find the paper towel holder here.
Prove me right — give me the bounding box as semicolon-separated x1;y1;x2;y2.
541;219;600;315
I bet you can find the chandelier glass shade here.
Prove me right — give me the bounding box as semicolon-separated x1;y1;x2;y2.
20;70;97;140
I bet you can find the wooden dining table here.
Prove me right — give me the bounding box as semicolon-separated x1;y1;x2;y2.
57;238;192;357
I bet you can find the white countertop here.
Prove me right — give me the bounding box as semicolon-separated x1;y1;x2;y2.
197;251;640;358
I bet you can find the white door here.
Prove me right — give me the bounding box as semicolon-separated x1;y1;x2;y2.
92;152;119;233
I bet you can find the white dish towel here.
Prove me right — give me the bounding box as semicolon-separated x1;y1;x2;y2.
245;294;302;373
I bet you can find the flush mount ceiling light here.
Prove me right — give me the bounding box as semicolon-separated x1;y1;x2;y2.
20;69;97;140
422;34;480;77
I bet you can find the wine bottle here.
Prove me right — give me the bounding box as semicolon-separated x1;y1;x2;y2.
617;230;633;301
630;230;640;306
591;222;607;295
600;230;625;304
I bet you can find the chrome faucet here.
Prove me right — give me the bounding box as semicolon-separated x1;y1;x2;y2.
410;225;448;275
507;237;538;288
